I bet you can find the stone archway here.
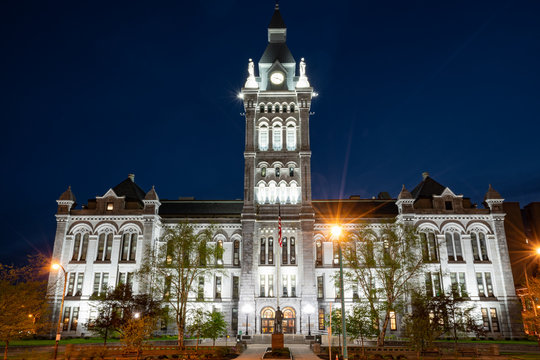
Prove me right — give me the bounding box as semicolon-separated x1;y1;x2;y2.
282;307;296;334
261;307;275;334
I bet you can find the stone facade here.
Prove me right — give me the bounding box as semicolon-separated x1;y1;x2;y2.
48;5;523;340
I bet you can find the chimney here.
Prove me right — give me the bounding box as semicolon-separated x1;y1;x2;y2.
128;174;135;182
422;172;429;180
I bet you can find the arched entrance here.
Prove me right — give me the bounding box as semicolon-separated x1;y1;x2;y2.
282;307;296;334
261;307;275;334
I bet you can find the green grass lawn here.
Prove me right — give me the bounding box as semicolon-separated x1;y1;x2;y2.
435;339;539;345
0;335;179;347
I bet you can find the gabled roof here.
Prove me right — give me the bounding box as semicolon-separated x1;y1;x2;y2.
268;4;286;28
112;177;146;202
410;176;446;199
260;43;295;64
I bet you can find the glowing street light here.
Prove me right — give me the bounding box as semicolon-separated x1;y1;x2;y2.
536;247;540;255
51;262;67;360
331;225;348;360
134;312;141;319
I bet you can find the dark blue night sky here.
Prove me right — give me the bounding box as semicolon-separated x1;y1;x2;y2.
1;0;539;263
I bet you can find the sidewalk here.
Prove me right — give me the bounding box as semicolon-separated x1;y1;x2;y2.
236;344;320;360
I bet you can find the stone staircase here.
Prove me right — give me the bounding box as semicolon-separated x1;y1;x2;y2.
247;334;309;344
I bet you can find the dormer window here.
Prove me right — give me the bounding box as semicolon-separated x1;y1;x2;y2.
106;202;114;211
445;201;453;210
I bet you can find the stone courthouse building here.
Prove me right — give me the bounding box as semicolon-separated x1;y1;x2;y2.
49;5;523;339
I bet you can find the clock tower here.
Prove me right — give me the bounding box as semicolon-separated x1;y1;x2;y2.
239;4;317;336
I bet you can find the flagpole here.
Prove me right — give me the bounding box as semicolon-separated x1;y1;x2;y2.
277;204;281;310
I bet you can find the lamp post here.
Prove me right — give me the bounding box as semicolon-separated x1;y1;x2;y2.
241;304;254;337
331;225;348;360
304;304;314;337
51;263;68;360
524;247;540;338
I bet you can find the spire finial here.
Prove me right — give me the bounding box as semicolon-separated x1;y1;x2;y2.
275;0;279;10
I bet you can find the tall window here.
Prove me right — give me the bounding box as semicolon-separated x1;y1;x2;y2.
450;272;467;298
420;232;439;262
445;232;463;262
215;276;222;299
198;277;204;300
290;237;296;264
233;240;240;266
291;274;296;297
62;307;80;332
481;308;491;331
117;272;134;288
286;124;296;151
259;124;269;151
476;272;494;297
260;238;266;265
282;274;288;297
268;275;274;297
318;308;325;330
389;311;397;331
260;275;266;297
260;104;265;113
316;240;323;266
290;104;295;112
268;238;274;264
96;233;113;262
232;308;238;332
120;233;137;261
233;276;239;299
66;273;84;297
425;272;441;297
62;307;71;331
490;308;500;332
471;231;489;261
317;276;324;299
216;240;223;265
282;237;288;265
333;241;340;265
92;272;109;296
273;124;282;150
71;233;89;262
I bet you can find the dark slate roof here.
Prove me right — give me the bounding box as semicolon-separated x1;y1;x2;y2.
112;178;146;202
59;186;76;202
159;200;243;217
410;176;446;199
268;5;286;28
260;43;295;64
484;184;502;200
313;199;398;219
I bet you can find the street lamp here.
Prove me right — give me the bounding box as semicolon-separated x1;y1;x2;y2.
331;225;348;360
51;263;68;360
304;304;315;337
241;304;254;336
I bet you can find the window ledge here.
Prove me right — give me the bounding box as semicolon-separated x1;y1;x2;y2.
69;260;86;264
119;260;136;264
94;260;112;264
474;260;492;264
448;260;466;264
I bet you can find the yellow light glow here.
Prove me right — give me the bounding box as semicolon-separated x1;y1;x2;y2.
536;248;540;255
28;314;33;318
237;93;244;99
331;225;342;238
51;263;60;270
134;312;140;319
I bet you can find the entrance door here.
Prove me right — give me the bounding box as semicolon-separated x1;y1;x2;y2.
282;307;296;334
261;307;275;334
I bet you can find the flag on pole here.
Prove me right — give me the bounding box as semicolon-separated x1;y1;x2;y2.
278;206;282;247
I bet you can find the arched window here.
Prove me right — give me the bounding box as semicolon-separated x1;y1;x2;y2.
290;237;296;264
261;167;267;177
260;238;266;265
289;182;299;204
216;240;223;265
72;232;89;262
273;124;282;150
275;104;280;113
120;232;137;262
283;104;288;113
419;231;438;262
316;240;323;266
96;232;113;262
286;124;296;151
269;182;277;204
259;124;269;151
279;182;287;204
282;237;288;265
268;237;274;264
257;182;266;204
445;232;463;262
471;231;489;261
233;240;240;266
290;103;295;112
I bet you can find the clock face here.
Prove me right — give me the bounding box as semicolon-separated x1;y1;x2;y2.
270;72;285;85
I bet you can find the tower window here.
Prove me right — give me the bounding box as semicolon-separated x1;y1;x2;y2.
261;167;266;177
268;237;274;264
286;124;296;151
106;202;114;211
289;167;294;177
283;105;288;113
275;167;280;177
290;237;296;264
445;201;453;210
260;238;266;265
260;104;265;113
259;125;269;151
290;104;295;112
316;240;323;266
272;124;282;150
233;240;240;266
282;237;288;265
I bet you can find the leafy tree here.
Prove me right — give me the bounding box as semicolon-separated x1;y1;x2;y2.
121;315;156;360
187;308;206;350
346;303;378;355
138;222;221;347
325;308;342;353
522;276;540;337
342;223;425;345
0;255;50;360
203;309;227;348
85;283;164;344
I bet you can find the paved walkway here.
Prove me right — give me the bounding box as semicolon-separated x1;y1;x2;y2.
236;344;320;360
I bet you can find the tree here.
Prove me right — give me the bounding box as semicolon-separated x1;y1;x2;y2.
186;308;206;350
522;276;540;337
138;222;221;347
85;283;164;344
0;255;50;360
346;303;378;356
121;315;156;360
342;223;426;345
203;309;227;348
325;308;342;353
